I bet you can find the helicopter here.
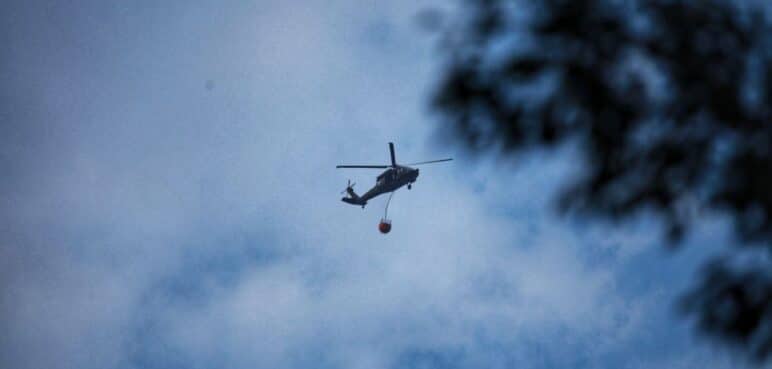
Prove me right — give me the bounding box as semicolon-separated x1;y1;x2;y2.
337;142;452;208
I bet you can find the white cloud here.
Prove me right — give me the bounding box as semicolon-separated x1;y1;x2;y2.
0;1;750;369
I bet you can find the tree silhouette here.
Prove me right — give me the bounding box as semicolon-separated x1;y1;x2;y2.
432;0;772;362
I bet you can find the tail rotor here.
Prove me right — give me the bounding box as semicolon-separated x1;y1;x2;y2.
340;179;356;195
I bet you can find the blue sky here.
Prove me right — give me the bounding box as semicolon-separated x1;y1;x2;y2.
0;1;758;368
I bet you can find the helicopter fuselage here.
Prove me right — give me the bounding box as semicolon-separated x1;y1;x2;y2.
341;166;418;207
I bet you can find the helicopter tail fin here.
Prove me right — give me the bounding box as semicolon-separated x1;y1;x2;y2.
341;187;367;207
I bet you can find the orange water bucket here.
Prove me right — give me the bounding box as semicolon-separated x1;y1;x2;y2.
378;219;392;234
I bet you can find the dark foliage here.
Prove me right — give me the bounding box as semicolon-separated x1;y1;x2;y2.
683;261;772;361
432;0;772;362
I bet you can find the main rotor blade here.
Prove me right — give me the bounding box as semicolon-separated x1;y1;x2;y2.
389;142;396;167
405;158;453;166
336;165;389;169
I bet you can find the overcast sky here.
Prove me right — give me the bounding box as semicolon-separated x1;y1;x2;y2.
0;1;755;369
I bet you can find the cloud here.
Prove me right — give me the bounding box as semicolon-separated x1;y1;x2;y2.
0;1;752;369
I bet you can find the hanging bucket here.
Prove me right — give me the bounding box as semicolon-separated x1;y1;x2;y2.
378;218;392;234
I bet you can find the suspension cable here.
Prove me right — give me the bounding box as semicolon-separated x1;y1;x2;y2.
384;191;395;219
